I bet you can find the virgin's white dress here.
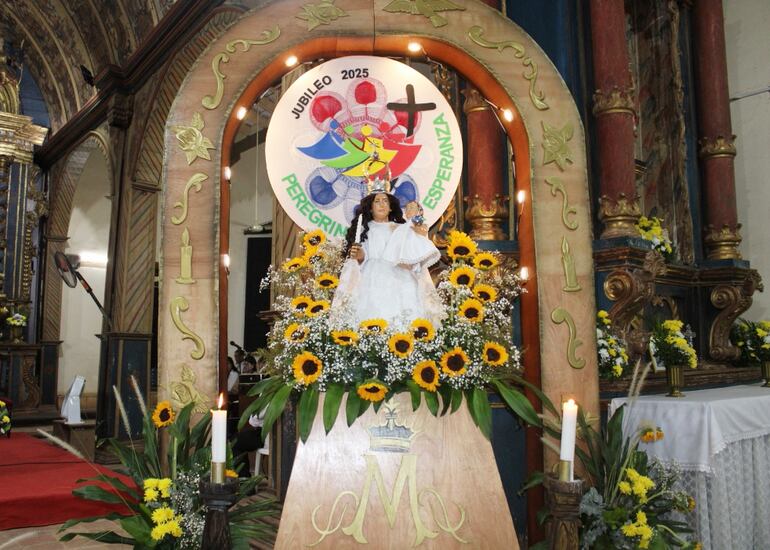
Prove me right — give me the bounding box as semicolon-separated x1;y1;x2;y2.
332;221;442;328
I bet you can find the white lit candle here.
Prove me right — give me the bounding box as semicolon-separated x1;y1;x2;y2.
560;399;578;481
211;393;227;466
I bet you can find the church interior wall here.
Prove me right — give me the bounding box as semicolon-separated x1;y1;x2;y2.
58;150;111;395
725;0;770;320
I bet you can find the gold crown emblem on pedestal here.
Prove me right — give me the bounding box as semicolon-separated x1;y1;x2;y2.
368;406;414;453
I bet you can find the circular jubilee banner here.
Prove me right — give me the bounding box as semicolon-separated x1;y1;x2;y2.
265;56;463;237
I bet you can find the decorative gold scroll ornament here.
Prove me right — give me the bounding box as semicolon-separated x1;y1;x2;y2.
551;307;585;369
541;121;574;171
202;26;281;110
171;112;215;164
170;296;205;360
169;364;211;413
467;26;549;111
383;0;465;28
171;173;207;225
561;237;581;292
545;176;578;230
296;0;347;30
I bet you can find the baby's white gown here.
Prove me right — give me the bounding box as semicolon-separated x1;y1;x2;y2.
332;221;443;328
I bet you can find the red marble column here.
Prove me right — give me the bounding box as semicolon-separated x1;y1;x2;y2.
462;87;508;240
693;0;741;259
589;0;640;239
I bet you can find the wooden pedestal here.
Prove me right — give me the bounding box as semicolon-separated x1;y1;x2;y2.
275;393;519;549
53;419;96;461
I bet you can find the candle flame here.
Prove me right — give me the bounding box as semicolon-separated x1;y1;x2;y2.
217;393;224;410
567;398;575;406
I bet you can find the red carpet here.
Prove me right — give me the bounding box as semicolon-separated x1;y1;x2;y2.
0;433;135;530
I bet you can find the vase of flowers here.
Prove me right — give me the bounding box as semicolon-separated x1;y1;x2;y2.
650;319;697;397
0;399;10;436
636;216;675;260
731;318;770;387
6;312;26;344
596;310;630;379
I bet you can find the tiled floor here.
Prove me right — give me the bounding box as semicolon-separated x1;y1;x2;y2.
0;520;131;549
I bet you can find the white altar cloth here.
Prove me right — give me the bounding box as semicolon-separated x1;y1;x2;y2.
610;385;770;549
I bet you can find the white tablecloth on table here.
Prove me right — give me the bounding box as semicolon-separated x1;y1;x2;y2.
609;384;770;472
610;385;770;550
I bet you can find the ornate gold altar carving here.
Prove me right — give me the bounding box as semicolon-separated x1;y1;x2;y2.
383;0;465;28
170;296;205;360
464;194;509;241
545;176;578;230
561;237;581;292
603;251;667;355
0;49;20;115
541;121;574;171
598;193;641;239
709;270;763;361
592;86;636;117
462;87;490;114
171;112;214;164
704;224;742;260
551;307;585;369
698;134;737;159
296;0;348;30
467;26;549;110
202;26;281;110
171;173;207;225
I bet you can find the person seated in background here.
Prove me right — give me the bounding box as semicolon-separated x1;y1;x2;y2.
233;348;248;373
226;357;239;395
241;355;257;374
232;410;265;479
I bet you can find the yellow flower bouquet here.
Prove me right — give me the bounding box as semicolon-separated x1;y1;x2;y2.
730;318;770;364
247;230;540;443
636;216;674;259
596;310;630;379
650;319;697;369
0;399;10;435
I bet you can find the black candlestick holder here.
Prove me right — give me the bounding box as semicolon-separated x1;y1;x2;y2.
200;478;238;550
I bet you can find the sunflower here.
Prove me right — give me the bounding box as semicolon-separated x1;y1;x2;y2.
448;266;476;287
447;231;477;260
387;333;415;358
314;273;339;290
359;318;388;334
473;284;498;303
306;300;330;317
411;318;435;341
458;298;484;323
413;360;440;392
357;380;388;402
441;347;469;377
290;295;312;314
281;256;307;273
482;341;509;366
225;469;238;478
292;351;323;385
152;401;175;428
303;229;326;250
472;252;499;270
304;249;327;264
284;323;309;343
332;330;359;346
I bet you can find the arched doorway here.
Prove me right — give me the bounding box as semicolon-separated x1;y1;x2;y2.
160;1;599;536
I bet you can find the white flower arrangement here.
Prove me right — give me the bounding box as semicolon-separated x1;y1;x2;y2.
596;310;629;379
